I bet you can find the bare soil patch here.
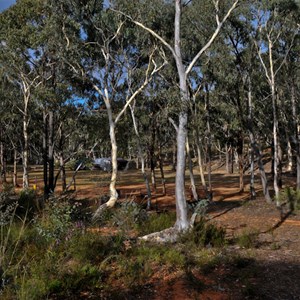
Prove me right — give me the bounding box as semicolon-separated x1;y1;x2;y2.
5;166;300;299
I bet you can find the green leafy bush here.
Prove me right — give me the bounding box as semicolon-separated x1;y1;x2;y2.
137;211;176;235
180;218;226;248
236;229;259;249
34;198;76;243
277;187;300;211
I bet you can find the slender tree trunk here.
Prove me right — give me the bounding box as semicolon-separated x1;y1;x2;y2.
271;85;280;202
0;136;6;183
194;131;207;193
186;137;198;200
249;146;256;199
43;111;49;198
129;104;152;208
291;84;300;189
237;135;244;192
59;152;67;191
22;99;29;189
172;142;176;171
287;138;293;172
173;0;189;230
93;98;119;221
247;77;272;202
205;85;212;200
149;123;157;191
13;148;18;187
48;110;55;193
158;144;166;196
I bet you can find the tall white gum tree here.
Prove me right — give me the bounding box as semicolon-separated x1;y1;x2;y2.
253;1;299;203
114;0;239;236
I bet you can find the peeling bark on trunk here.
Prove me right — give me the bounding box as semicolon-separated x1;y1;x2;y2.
173;0;189;231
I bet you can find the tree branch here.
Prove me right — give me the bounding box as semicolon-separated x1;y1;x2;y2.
185;0;239;75
110;8;176;58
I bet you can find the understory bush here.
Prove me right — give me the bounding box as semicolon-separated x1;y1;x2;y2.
0;192;229;299
180;218;226;248
137;211;176;235
277;187;300;211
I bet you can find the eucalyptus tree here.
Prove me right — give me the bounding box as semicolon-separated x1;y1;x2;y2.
252;0;300;201
113;0;239;236
0;0;49;188
48;1;166;218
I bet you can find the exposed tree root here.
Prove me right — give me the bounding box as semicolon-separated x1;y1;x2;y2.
92;197;117;222
138;227;180;243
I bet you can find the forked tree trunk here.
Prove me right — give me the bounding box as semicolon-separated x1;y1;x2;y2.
114;0;239;238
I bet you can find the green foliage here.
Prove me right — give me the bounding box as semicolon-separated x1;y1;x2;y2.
277;187;300;211
180;218;226;248
68;231;125;264
108;201;148;232
34;198;76;242
18;189;39;218
137;211;176;235
236;229;259;249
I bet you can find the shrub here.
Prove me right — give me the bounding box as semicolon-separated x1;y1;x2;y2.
17;189;39;219
34;198;76;243
277;187;300;211
236;229;259;249
137;211;176;235
180;218;226;248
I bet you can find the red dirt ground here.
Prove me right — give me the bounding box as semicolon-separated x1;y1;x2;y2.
6;165;300;299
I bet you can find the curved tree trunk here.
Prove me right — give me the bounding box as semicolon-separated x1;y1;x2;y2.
93;97;119;220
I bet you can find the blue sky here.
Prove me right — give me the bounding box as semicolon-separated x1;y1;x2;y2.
0;0;16;12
